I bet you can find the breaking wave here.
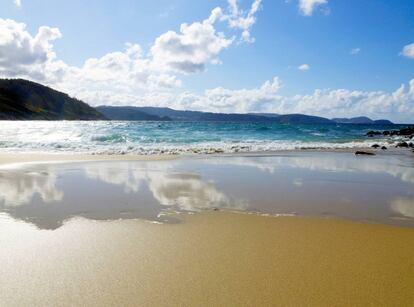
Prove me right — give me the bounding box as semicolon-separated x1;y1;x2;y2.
0;120;401;155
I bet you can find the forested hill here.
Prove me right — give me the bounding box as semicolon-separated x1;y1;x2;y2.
0;79;105;120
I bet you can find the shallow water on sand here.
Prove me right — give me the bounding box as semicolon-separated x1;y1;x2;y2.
0;152;413;229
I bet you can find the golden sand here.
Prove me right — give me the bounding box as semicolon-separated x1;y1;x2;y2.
1;211;413;306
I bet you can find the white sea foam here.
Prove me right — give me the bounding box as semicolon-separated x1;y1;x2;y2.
0;139;392;155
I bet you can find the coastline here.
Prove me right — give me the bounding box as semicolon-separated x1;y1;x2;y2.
0;145;411;166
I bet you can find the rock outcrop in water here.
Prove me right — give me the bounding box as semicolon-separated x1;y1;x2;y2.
372;127;414;137
0;79;105;120
364;126;414;152
355;151;376;155
396;142;409;148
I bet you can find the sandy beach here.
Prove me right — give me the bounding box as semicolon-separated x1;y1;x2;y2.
0;151;414;306
2;0;414;305
1;211;414;306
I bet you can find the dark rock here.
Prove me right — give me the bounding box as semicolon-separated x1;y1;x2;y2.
371;144;380;149
396;142;409;148
385;127;414;137
409;143;414;148
398;127;414;136
381;146;387;150
355;151;376;156
366;131;382;137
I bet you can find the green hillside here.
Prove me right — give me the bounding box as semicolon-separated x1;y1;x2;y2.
0;79;105;120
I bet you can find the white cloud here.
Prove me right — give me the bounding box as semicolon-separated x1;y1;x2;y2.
13;0;21;8
0;19;61;80
298;0;328;16
150;18;233;74
2;4;414;123
0;0;262;94
401;43;414;59
94;77;414;123
298;63;310;71
350;48;361;55
224;0;262;43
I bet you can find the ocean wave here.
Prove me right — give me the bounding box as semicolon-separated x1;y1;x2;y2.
0;139;392;155
0;121;401;155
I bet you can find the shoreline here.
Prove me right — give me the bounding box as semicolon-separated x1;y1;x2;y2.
0;152;177;166
0;146;412;166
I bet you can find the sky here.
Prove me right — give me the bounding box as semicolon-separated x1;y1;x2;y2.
0;0;414;123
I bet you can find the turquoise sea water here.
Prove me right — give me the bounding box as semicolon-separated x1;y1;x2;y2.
0;121;404;154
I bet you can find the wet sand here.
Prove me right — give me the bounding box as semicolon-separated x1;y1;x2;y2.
1;151;414;306
1;151;414;228
1;212;414;306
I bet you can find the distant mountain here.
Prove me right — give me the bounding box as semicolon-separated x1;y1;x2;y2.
97;106;171;121
0;79;105;120
332;116;393;125
0;79;396;125
271;114;333;124
248;113;281;118
134;107;277;122
110;106;334;124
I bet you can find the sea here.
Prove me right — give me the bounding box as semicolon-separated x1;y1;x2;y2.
0;121;405;155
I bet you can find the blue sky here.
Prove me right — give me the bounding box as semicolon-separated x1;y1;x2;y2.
1;0;414;122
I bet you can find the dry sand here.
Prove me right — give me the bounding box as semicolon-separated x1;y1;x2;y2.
1;211;414;306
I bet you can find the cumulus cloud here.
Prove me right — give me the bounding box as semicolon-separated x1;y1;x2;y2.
61;43;182;97
95;77;414;123
224;0;262;43
68;75;414;123
0;19;61;80
2;4;414;122
401;43;414;59
262;79;414;123
151;18;233;74
298;0;328;16
0;0;262;96
150;0;262;72
172;77;282;113
298;63;310;71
